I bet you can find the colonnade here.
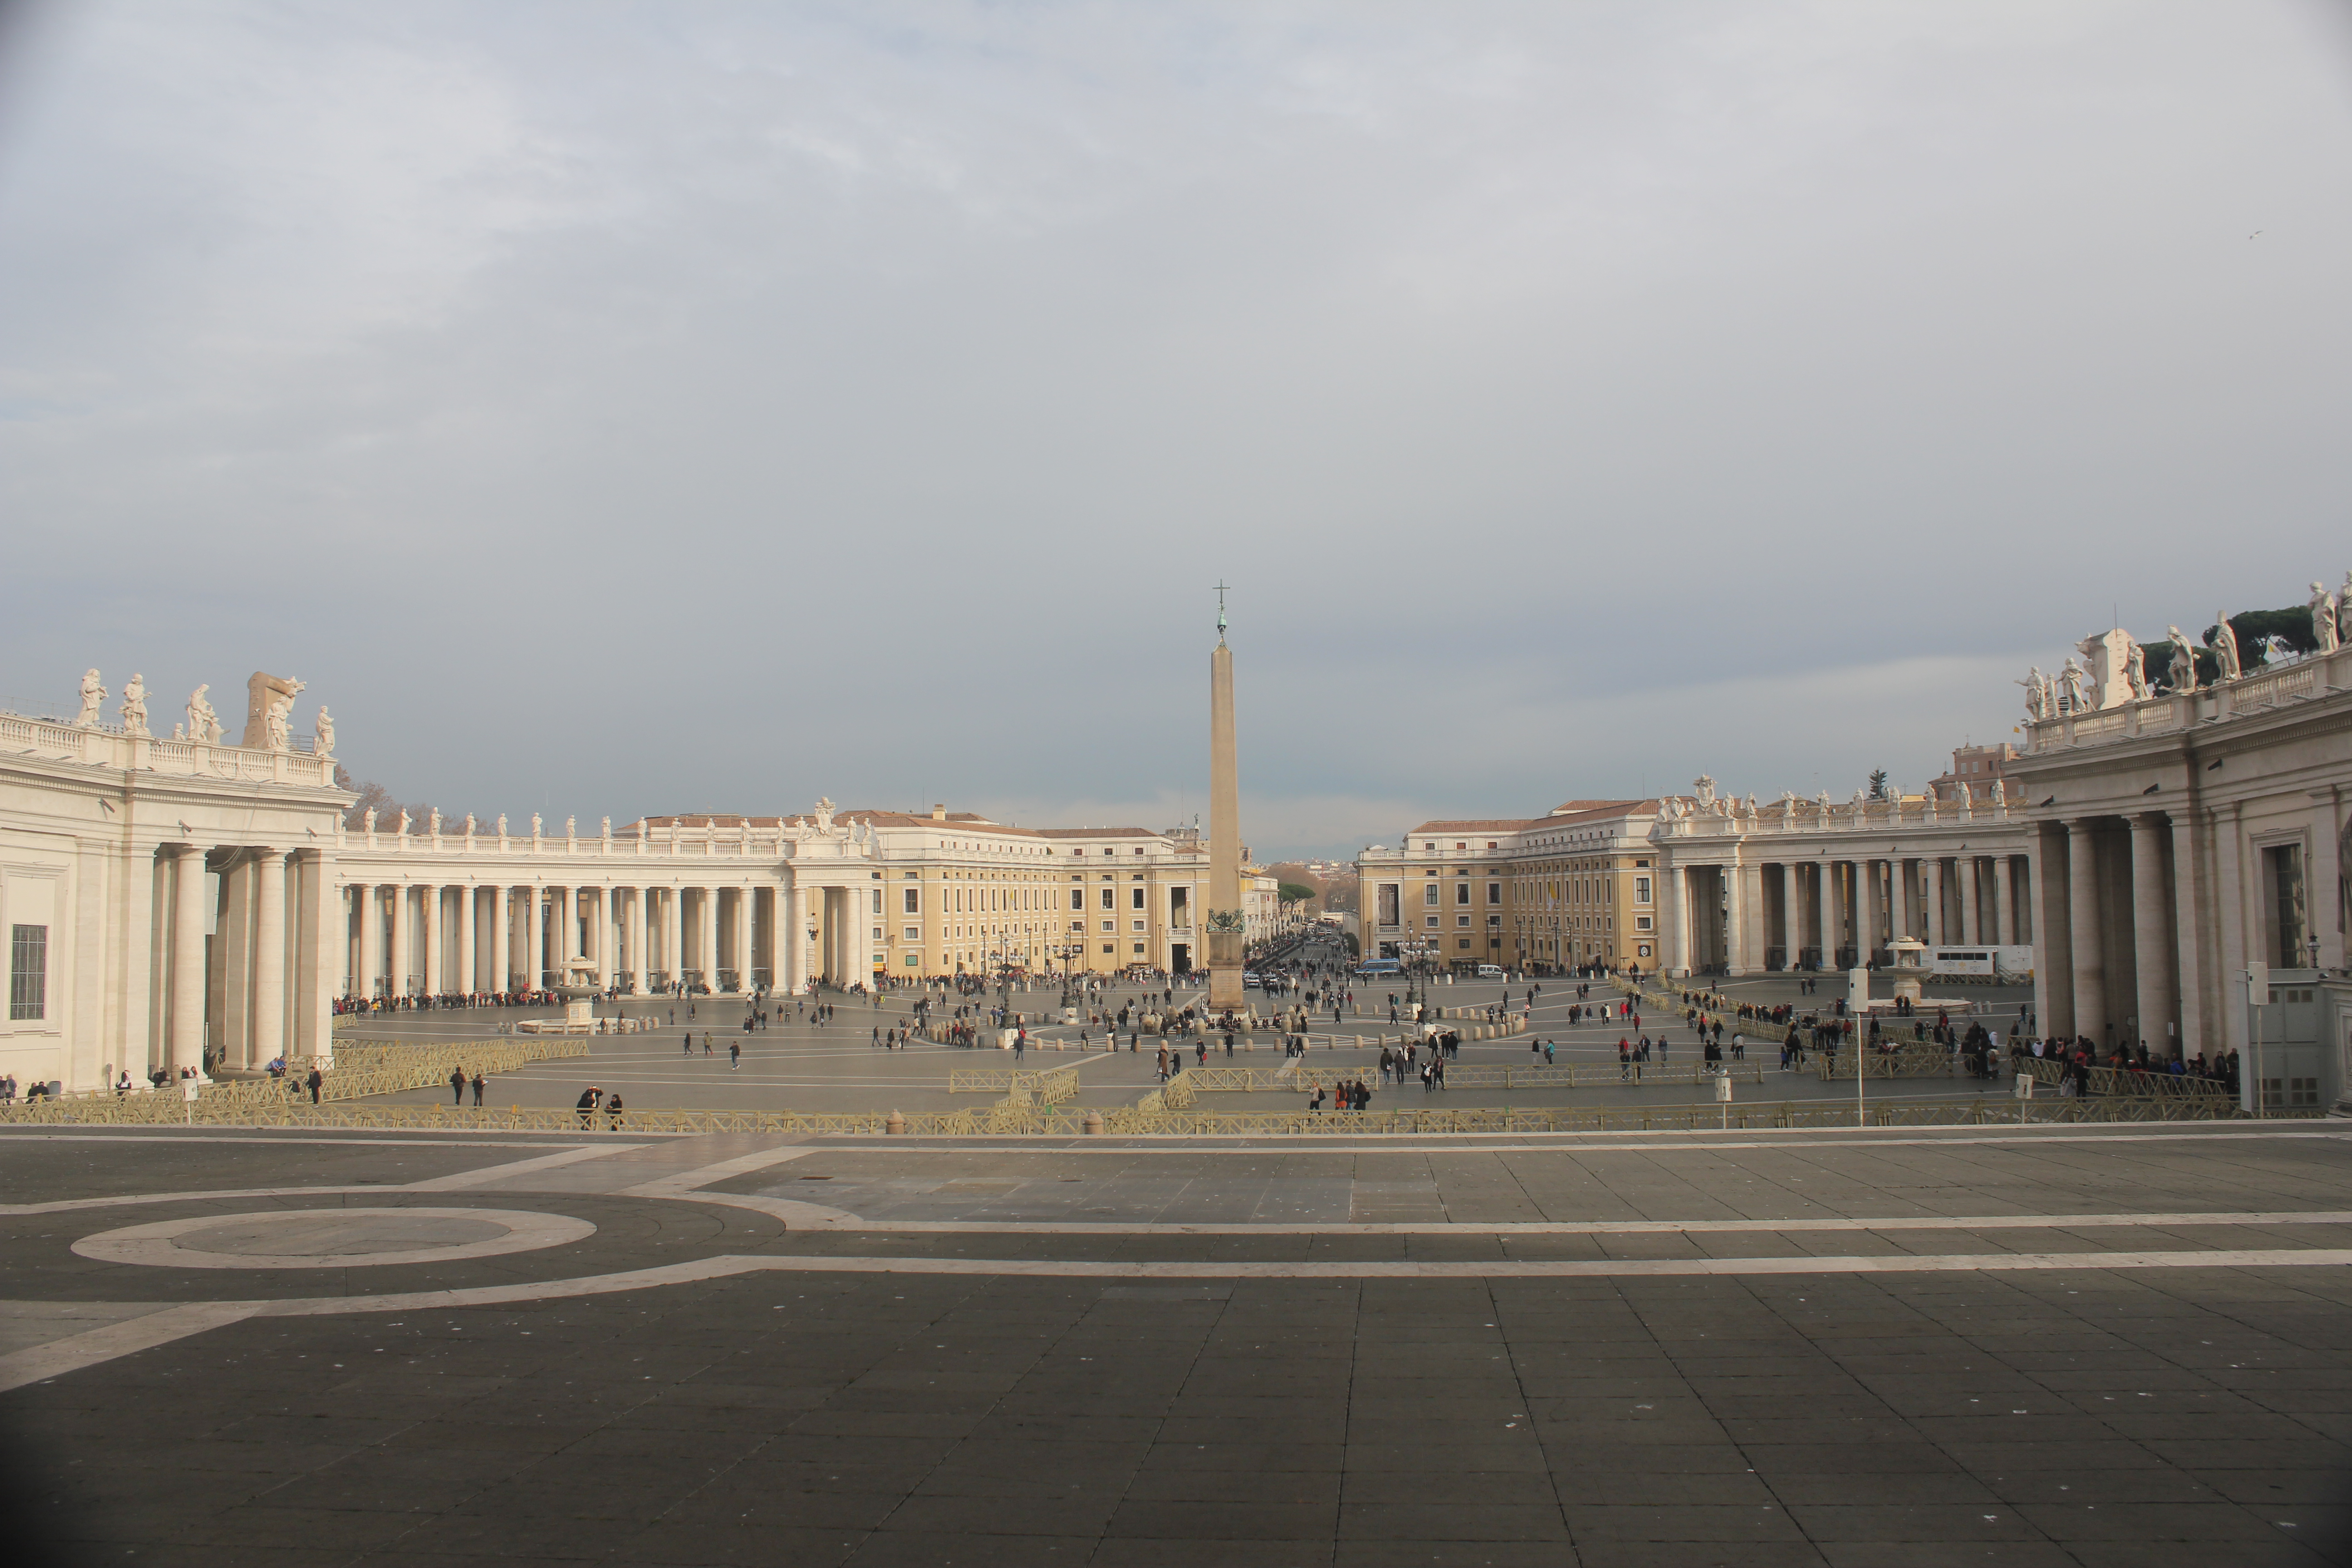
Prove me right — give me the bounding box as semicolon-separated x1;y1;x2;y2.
2034;813;2190;1053
1666;852;2033;975
338;877;877;1000
151;843;337;1078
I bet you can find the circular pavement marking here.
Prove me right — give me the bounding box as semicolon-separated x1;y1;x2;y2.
71;1206;598;1270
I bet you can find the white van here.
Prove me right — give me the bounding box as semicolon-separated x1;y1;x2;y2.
1476;964;1505;980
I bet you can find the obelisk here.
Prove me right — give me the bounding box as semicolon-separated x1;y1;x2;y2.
1207;586;1246;1011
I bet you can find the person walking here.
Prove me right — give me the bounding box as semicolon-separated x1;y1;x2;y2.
305;1066;323;1104
470;1071;485;1106
729;1040;740;1071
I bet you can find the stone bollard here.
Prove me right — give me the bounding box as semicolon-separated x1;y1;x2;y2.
1082;1109;1104;1135
885;1109;906;1134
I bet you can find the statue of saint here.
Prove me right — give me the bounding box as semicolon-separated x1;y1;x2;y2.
395;810;409;837
463;813;475;836
565;815;576;838
119;673;147;735
2124;646;2148;701
2016;666;2048;720
531;813;542;837
601;815;612;841
2210;615;2240;681
2314;582;2341;655
2340;574;2352;649
363;808;377;834
813;797;835;834
429;809;441;837
497;814;508;837
2058;657;2087;712
74;669;105;728
187;685;218;745
2168;636;2198;694
311;705;333;757
265;692;294;751
1991;778;2008;806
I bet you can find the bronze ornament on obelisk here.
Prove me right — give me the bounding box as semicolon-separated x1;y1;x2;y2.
1206;585;1247;1012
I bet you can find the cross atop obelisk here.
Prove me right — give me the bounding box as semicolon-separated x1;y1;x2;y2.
1207;583;1245;1012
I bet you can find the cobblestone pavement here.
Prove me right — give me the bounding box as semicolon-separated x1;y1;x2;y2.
6;1119;2348;1566
335;975;2017;1117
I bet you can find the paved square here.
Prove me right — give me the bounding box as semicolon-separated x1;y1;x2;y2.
5;1120;2351;1565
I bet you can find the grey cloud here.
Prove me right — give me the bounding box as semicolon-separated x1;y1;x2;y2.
2;1;2346;857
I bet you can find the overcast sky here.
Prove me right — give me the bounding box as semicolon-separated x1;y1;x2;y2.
3;2;2348;858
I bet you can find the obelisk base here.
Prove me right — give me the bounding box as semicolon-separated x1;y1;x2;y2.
1207;931;1246;1012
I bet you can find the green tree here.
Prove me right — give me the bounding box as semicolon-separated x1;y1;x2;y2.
1867;769;1889;800
1278;882;1317;904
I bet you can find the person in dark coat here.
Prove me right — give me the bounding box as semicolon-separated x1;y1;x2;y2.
449;1066;466;1106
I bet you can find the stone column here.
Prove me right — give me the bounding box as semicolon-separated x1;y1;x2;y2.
391;885;414;998
1823;860;1846;969
457;883;477;994
357;881;381;997
784;883;808;993
524;886;544;992
2029;823;2069;1039
1958;858;1980;946
491;886;511;992
2171;814;2208;1057
1779;863;1798;968
296;851;333;1061
2130;813;2178;1054
698;888;720;990
663;887;683;989
422;885;444;998
1926;859;1946;946
627;887;647;994
733;886;753;990
252;848;288;1068
1990;857;2013;946
169;845;208;1075
2066;818;2107;1045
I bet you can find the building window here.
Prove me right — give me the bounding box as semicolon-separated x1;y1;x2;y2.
1102;888;1116;910
1423;883;1439;906
1132;920;1146;933
1486;882;1500;905
1132;942;1146;953
902;888;920;914
1102;920;1116;933
1132;887;1145;910
1634;877;1651;905
1102;943;1115;954
903;953;919;965
1070;889;1084;910
9;925;45;1021
1636;916;1652;931
1457;915;1471;928
903;925;921;941
1456;883;1470;906
1457;938;1471;950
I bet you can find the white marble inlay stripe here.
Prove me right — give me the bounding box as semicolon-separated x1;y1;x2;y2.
707;1208;2352;1237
